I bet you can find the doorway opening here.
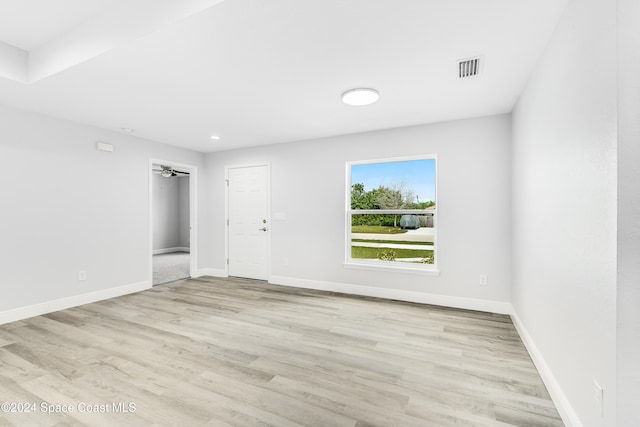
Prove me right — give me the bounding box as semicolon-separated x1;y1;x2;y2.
150;160;198;286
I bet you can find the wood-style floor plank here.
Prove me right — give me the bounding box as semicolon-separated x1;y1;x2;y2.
0;277;563;426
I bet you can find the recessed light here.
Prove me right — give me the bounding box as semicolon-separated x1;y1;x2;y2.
210;135;221;140
120;127;134;133
341;88;379;106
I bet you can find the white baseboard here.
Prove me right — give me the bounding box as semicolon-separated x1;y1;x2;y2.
153;247;190;255
0;281;151;325
193;268;228;278
510;309;582;427
268;275;511;314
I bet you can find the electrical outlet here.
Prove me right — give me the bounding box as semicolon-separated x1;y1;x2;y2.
78;270;87;281
479;274;488;285
594;380;603;417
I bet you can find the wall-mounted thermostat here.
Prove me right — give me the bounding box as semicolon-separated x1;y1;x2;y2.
96;141;114;152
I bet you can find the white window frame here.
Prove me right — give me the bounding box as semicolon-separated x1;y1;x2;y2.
344;154;439;275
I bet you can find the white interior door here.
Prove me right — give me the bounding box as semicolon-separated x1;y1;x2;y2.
228;165;269;280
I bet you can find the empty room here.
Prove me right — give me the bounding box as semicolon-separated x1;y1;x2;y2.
0;1;637;426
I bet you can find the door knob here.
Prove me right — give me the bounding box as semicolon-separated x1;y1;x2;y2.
259;227;267;231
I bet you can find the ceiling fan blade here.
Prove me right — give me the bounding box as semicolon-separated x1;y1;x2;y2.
152;166;189;177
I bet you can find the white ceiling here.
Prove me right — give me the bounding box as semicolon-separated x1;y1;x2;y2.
0;0;569;153
0;0;115;50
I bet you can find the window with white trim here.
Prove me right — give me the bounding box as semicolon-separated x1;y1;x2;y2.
345;155;437;272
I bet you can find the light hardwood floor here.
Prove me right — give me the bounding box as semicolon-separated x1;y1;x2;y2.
0;277;563;426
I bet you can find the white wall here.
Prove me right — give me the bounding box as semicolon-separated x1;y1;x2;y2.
178;176;190;248
617;0;640;425
152;174;190;251
511;0;617;425
0;104;205;315
202;114;512;311
152;174;181;250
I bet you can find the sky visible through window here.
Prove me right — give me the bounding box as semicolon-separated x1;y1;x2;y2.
351;159;436;203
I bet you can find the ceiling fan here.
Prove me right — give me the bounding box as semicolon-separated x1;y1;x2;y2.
153;165;190;178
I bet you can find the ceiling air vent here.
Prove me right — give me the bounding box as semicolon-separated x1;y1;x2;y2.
458;57;481;78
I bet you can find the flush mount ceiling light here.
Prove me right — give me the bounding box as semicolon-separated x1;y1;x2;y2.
210;135;221;140
120;127;134;133
341;88;379;106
